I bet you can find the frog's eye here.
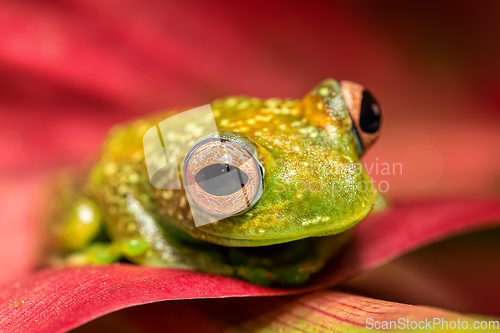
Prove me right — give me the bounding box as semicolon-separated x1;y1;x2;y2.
183;138;263;217
340;80;382;151
359;90;381;134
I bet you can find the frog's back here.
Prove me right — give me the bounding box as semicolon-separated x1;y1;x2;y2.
99;111;180;163
101;95;303;158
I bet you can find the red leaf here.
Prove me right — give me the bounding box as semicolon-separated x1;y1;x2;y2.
76;290;500;333
343;228;500;317
0;199;499;332
310;198;500;288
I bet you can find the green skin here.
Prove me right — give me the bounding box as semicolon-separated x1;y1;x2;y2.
49;79;377;286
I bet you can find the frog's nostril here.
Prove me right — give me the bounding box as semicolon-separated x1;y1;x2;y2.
360;90;381;134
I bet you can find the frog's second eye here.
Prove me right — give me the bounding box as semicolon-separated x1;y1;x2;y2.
341;80;382;151
183;139;263;216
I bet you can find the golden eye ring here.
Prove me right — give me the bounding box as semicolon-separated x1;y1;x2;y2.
183;138;263;217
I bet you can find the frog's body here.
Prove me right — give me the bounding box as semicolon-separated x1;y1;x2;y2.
48;79;381;286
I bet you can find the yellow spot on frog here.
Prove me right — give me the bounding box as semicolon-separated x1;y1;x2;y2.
256;115;272;122
239;126;250;132
179;196;187;209
129;173;139;183
224;98;238;108
237;100;250;110
264;98;280;108
318;87;330;96
104;163;117;175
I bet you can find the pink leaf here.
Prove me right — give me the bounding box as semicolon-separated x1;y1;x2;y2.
342;228;500;317
0;199;499;332
76;290;500;333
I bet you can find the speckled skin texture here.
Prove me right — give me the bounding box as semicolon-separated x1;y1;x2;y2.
50;79;377;285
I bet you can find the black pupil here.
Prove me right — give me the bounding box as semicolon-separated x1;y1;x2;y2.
360;90;381;133
195;163;249;196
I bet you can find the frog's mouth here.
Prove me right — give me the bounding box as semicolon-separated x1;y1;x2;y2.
192;219;362;248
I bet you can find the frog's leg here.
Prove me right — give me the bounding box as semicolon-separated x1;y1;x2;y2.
45;173;123;266
86;161;238;277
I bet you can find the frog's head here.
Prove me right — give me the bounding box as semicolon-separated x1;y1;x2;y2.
180;79;382;246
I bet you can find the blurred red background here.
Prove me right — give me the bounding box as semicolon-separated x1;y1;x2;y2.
0;0;499;294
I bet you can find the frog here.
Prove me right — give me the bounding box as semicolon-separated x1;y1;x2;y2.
46;79;382;286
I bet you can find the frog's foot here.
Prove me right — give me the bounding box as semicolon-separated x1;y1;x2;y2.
114;231;349;286
49;230;348;286
49;238;149;266
52;242;120;266
370;191;389;215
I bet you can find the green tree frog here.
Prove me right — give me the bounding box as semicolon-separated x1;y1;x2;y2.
47;79;382;286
